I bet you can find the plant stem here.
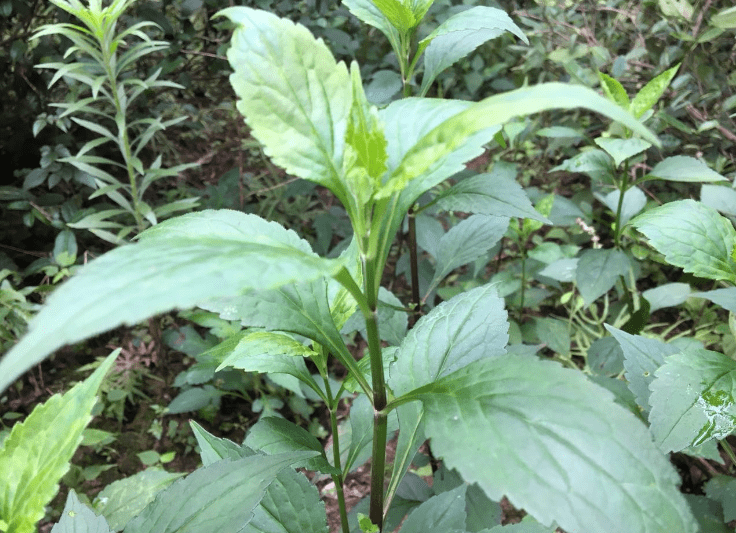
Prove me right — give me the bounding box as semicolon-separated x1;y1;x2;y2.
721;438;736;468
614;163;630;249
325;378;350;533
407;206;421;327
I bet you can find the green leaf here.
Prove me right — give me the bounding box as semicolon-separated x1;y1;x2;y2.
658;0;693;20
123;453;316;533
598;72;630;109
575;248;630;306
593;137;651;167
551;148;614;182
93;469;183;531
53;491;112;533
587;336;624;376
244;417;338;475
389;284;508;397
0;350;118;533
633;199;736;282
433;168;550;223
418;7;527;96
642;282;691;312
428;215;509;292
370;0;416;32
53;229;78;267
190;420;250;465
486;523;554;533
388;83;659;202
413;355;697;533
606;325;678;410
596;186;646;227
648;155;727;183
342;0;400;51
398;485;467;533
712;6;736;29
701;184;736;216
705;475;736;522
630;63;680;118
217;7;352;203
649;347;736;452
692;288;736;313
0;211;340;393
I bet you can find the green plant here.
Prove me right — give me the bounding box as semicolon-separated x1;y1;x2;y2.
32;0;198;244
0;6;708;533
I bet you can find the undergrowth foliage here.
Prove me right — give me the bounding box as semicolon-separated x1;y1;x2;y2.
1;2;736;533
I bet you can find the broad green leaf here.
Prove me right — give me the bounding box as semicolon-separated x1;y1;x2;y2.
418;7;527;96
409;0;433;21
587;336;624;376
189;423;329;533
551;148;614;182
432;466;503;531
429;215;509;292
342;0;400;51
598;72;629;109
642;282;691;312
593;137;651;167
712;6;736;29
342;287;408;346
370;0;415;32
534;317;570;357
648;155;727;183
389;284;508;397
388;83;659;202
344;394;377;474
537;258;578;283
597;186;647;228
0;211;340;393
52;491;112;533
649;347;736;452
93;469;183;531
433;169;550;223
658;0;693;21
630;63;680;118
684;494;733;533
244;417;338;475
633;199;736;282
218;7;352;203
606;325;678;410
692;288;736;313
398;486;467;533
414;355;697;533
701;184;736;216
575;248;630;306
486;523;554;533
705;475;736;522
386;401;425;512
123;453;317;533
0;350;118;533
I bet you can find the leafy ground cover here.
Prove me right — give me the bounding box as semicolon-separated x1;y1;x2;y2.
1;0;736;532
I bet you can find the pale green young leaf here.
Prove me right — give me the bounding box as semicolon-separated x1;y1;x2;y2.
0;211;340;393
342;0;401;51
648;155;728;182
218;7;351;202
633;199;736;283
433;169;550;223
649;347;736;452
389;284;508;397
596;186;647;227
370;0;416;32
413;355;697;533
190;422;329;533
593;137;651;167
598;71;630;109
93;469;183;531
575;248;630;306
418;7;527;96
605;325;678;410
122;453;317;533
0;350;118;533
52;491;112;533
428;215;509;293
218;331;318;369
712;6;736;29
388;83;660;200
398;486;467;533
630;63;680;118
409;0;433;21
245;417;338;475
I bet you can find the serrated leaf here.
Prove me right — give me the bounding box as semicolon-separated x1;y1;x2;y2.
413;355;697;533
593;137;651;167
598;72;629;109
649;347;736;452
190;422;328;533
429;215;509;292
52;491;112;533
575;248;630;306
630;63;680;118
0;350;118;533
633;199;736;282
648;156;727;183
433;170;550;223
418;7;527;96
606;325;678;410
218;7;351;202
0;211;340;393
398;485;467;533
123;453;316;533
596;186;647;227
244;417;338;475
389;284;508;397
388;83;659;205
93;469;183;531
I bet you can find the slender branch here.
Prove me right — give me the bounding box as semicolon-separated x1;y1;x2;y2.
407;207;421;328
325;378;350;533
